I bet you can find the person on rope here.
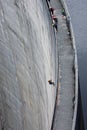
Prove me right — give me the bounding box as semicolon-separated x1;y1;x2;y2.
48;80;55;85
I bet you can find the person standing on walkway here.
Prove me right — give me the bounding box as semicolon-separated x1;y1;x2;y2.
62;9;66;16
66;16;71;29
52;15;58;32
49;7;55;15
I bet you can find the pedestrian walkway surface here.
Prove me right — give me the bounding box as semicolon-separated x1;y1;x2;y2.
50;0;74;130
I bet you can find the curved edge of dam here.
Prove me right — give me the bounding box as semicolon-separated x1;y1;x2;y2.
59;0;78;129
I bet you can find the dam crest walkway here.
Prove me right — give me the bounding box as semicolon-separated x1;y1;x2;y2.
50;0;74;129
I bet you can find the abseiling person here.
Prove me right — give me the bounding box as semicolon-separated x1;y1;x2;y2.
48;80;55;85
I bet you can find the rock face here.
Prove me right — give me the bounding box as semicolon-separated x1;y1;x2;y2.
0;0;57;130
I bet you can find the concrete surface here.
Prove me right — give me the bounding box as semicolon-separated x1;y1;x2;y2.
50;0;75;130
59;0;78;129
0;0;57;130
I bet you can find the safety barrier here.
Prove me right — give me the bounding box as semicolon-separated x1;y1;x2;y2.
59;0;78;130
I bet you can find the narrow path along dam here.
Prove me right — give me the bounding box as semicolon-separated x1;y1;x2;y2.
0;0;78;130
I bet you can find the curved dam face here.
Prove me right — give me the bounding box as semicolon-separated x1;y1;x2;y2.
0;0;57;129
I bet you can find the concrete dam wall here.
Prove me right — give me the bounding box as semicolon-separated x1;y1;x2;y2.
0;0;57;130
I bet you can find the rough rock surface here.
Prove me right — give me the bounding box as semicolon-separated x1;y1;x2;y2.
0;0;57;129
